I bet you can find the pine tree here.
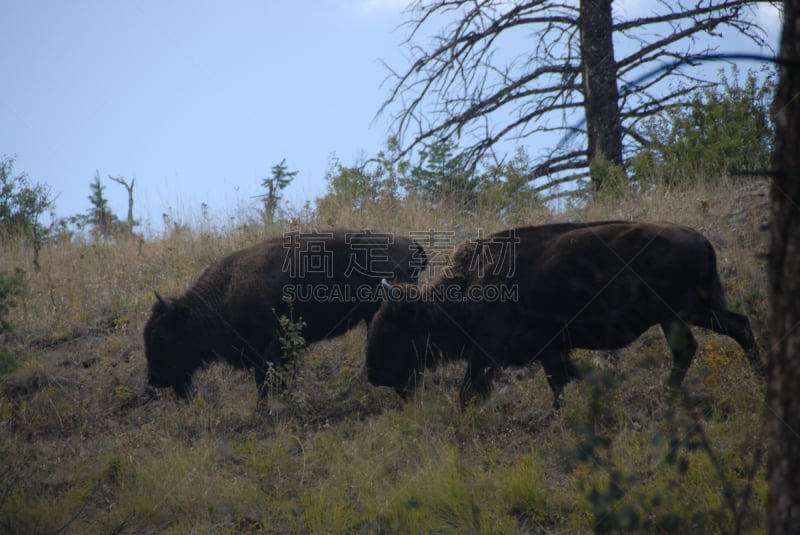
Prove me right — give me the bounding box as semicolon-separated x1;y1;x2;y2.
259;159;297;224
87;171;118;239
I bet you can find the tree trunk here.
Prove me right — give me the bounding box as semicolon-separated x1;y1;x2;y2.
767;0;800;531
124;178;134;231
263;180;277;225
109;176;135;233
579;0;623;191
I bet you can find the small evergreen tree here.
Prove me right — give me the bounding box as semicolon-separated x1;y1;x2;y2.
480;147;542;215
259;159;297;224
404;139;480;209
85;172;119;239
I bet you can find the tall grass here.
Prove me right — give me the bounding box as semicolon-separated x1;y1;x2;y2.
0;175;769;533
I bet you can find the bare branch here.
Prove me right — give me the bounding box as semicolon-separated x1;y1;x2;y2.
380;0;772;192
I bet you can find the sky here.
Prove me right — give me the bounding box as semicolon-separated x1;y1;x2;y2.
0;1;782;234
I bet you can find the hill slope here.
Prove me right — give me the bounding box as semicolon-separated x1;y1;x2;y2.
1;178;769;533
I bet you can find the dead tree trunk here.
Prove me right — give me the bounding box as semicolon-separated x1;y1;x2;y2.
109;176;135;233
579;0;624;192
767;0;800;531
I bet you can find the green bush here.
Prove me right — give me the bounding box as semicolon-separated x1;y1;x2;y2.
630;66;775;184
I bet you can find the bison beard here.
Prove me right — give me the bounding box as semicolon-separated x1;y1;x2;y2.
365;221;761;409
143;230;427;399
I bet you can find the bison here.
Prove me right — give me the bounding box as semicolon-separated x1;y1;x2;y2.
144;230;427;398
365;221;761;409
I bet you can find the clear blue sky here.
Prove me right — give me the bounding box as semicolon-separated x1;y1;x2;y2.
1;1;412;231
1;1;781;233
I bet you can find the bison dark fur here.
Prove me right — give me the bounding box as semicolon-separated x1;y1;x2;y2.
365;221;761;409
144;230;426;398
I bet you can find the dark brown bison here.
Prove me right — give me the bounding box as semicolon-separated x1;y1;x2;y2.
144;230;427;398
365;221;761;409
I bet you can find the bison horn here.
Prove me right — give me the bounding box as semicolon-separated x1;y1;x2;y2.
154;290;168;307
381;278;403;301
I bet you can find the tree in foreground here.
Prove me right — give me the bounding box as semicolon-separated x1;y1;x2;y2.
767;0;800;531
381;0;772;193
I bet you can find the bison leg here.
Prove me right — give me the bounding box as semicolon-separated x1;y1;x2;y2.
172;374;194;399
459;362;495;410
539;352;580;409
394;370;424;401
661;319;698;388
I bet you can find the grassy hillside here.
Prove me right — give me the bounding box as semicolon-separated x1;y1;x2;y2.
0;177;770;533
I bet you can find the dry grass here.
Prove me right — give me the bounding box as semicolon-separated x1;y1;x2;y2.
0;176;769;533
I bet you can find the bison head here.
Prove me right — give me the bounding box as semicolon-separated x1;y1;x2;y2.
143;292;204;398
367;235;428;284
365;279;426;397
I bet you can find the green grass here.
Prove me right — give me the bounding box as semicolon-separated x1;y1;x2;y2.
0;176;770;533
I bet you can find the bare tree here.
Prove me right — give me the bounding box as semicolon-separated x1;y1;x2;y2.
109;175;135;233
767;0;800;530
380;0;772;192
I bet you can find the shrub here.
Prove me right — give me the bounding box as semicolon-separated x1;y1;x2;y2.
630;66;775;185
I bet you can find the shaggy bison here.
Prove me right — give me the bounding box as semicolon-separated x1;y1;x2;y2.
144;230;427;398
365;221;761;409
